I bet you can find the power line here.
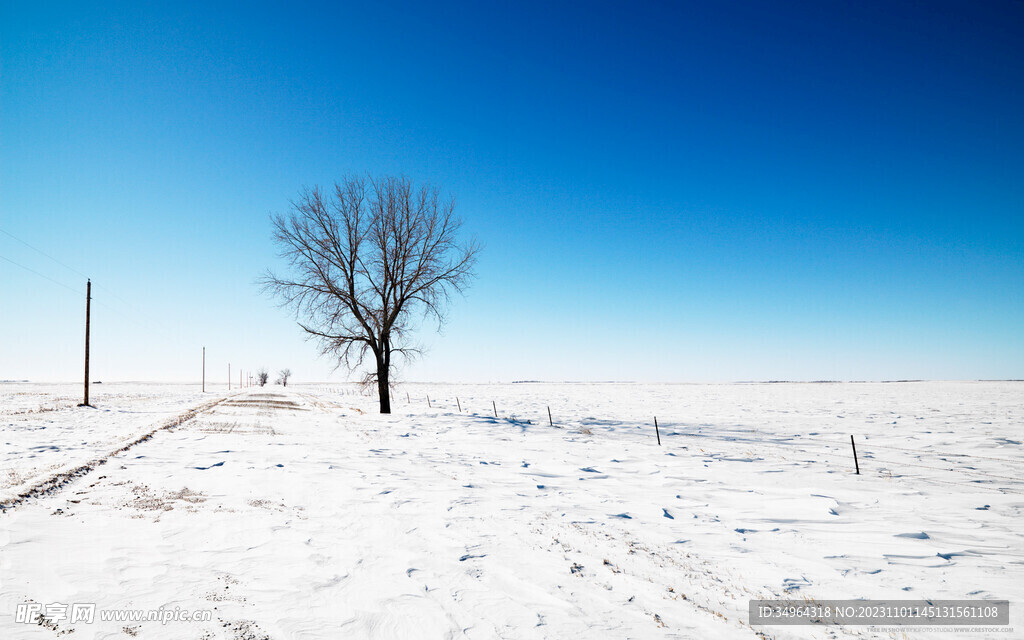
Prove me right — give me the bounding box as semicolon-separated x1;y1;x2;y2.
0;227;191;339
0;254;83;296
0;227;91;281
0;226;135;308
1;228;238;384
0;253;126;316
0;250;187;349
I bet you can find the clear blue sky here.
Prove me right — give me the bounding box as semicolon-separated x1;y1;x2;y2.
1;0;1021;383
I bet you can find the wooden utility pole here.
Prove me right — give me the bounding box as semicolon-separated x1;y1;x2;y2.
202;347;206;393
79;279;91;407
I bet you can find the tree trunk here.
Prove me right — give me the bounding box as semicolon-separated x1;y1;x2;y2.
376;359;391;414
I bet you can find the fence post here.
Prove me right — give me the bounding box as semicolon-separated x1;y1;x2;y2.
492;401;497;418
850;435;860;474
547;405;553;427
655;416;661;446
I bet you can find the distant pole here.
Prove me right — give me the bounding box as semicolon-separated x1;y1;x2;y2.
80;279;91;407
202;347;205;393
655;416;661;446
851;435;860;475
229;364;231;391
407;392;410;404
456;397;461;413
240;369;242;389
548;406;553;427
427;395;431;408
492;400;497;418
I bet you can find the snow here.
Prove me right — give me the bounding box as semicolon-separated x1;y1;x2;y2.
0;383;208;505
1;380;1021;638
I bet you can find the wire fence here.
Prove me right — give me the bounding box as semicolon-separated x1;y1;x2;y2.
313;383;1024;496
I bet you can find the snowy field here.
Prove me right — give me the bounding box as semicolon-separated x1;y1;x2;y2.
1;380;1021;639
0;383;209;506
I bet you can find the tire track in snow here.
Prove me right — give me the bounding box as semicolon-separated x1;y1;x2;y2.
0;395;228;513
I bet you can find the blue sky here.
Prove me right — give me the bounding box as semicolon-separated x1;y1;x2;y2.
1;1;1021;383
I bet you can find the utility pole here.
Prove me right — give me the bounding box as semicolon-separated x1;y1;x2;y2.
202;347;206;393
229;364;231;391
79;279;91;407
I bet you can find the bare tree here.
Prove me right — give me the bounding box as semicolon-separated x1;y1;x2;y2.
279;368;292;387
257;368;269;387
263;175;478;413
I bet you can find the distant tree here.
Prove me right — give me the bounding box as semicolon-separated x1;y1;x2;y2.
279;368;292;387
262;175;478;413
257;368;269;387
